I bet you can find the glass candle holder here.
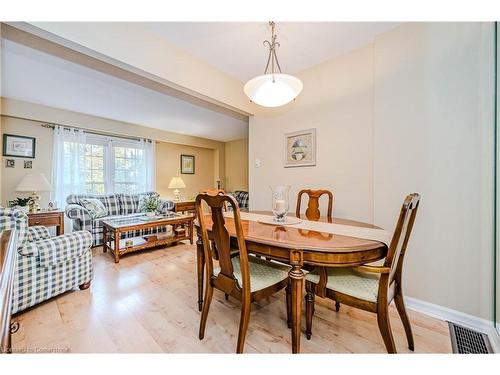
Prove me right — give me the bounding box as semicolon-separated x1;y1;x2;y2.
270;185;291;223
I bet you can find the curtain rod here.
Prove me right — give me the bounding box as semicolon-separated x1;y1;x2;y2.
0;114;153;143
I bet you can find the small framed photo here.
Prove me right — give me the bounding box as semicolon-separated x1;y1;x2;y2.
24;160;33;169
3;134;36;158
180;154;195;174
5;159;15;168
284;128;316;168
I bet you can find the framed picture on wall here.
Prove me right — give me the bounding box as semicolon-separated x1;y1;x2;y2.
2;134;36;158
284;128;316;167
180;154;195;174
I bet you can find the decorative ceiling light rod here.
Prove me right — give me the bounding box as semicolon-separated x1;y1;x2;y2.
244;21;303;108
263;21;282;78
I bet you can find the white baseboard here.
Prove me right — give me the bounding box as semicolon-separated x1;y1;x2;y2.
404;296;500;353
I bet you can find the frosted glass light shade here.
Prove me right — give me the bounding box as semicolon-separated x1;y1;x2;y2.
168;177;186;189
16;173;52;192
244;73;303;107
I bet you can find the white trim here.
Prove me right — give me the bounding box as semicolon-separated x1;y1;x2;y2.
405;296;500;353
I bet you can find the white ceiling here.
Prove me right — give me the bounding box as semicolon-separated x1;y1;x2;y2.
1;39;249;142
144;22;400;81
1;23;400;143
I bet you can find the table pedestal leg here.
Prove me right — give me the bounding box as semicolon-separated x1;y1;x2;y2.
289;262;304;354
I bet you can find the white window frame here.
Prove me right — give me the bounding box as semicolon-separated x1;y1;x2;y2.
82;134;148;195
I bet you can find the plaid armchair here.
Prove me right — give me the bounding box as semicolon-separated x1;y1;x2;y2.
65;192;174;246
0;208;93;315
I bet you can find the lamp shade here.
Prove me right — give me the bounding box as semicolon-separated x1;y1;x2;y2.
168;177;186;189
243;73;303;107
16;173;52;192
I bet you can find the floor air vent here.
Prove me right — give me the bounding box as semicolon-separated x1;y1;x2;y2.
448;322;493;354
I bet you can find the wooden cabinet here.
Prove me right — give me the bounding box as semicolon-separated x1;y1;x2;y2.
27;210;64;235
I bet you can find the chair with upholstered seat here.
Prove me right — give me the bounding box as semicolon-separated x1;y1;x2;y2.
196;192;291;353
296;189;340;311
296;189;333;221
304;193;420;353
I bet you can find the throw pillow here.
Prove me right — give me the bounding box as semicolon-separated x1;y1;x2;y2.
80;198;108;219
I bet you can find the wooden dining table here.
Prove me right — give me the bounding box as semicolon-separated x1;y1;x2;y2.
195;211;388;353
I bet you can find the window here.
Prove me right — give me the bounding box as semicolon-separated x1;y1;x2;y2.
113;145;144;193
53;127;155;207
84;144;105;194
59;133;154;197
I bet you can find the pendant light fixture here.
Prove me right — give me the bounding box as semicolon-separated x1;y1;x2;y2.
244;21;303;108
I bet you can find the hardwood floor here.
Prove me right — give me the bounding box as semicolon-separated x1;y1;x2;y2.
11;242;451;353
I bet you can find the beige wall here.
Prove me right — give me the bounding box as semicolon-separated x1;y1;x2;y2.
249;44;374;222
372;23;494;322
1;101;222;207
224;138;248;192
249;23;495;321
1;117;53;207
0;29;3;199
2;97;226;188
156;142;215;200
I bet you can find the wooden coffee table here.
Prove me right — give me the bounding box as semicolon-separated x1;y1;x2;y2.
102;213;195;263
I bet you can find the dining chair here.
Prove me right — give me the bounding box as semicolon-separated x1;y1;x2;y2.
200;188;226;195
296;189;334;222
196;192;292;353
296;189;339;310
304;193;420;353
200;189;228;211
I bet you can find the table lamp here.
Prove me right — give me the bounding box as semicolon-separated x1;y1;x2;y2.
168;177;186;202
16;173;52;212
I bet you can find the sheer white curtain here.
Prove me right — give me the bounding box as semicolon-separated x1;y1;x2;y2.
137;139;156;192
51;126;87;207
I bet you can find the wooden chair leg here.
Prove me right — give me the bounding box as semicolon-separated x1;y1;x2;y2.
236;298;251;353
377;305;397;353
394;293;414;351
196;240;204;312
286;282;292;328
335;301;340;312
198;283;213;340
305;284;315;340
225;293;229;301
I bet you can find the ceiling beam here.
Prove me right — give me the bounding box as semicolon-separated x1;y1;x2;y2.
1;22;252;122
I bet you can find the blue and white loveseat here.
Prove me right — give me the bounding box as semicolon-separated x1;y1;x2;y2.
65;192;174;246
0;208;93;314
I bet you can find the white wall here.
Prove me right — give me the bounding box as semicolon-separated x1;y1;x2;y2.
249;22;495;321
26;22;255;115
249;44;374;222
373;23;494;321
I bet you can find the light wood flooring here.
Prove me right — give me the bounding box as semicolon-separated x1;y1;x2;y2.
11;242;451;353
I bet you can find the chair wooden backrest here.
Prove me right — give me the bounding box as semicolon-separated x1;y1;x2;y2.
200;189;226;196
383;193;421;284
296;189;333;221
195;193;250;299
200;189;228;212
